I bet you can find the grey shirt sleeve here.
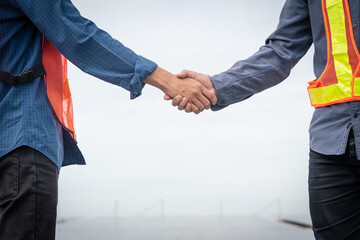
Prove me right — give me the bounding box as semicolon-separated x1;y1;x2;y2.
211;0;313;111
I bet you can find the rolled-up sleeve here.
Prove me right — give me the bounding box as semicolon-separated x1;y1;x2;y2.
211;0;313;111
15;0;157;99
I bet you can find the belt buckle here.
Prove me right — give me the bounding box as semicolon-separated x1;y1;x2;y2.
14;70;34;85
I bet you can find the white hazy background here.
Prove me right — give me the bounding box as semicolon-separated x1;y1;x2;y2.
59;0;315;219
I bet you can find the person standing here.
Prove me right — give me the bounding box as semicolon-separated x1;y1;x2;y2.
170;0;360;239
0;0;217;239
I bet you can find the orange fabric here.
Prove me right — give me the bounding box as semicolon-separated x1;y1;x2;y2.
316;0;337;87
343;0;360;95
307;0;360;108
42;38;76;140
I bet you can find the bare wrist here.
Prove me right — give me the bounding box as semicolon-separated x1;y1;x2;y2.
144;67;175;93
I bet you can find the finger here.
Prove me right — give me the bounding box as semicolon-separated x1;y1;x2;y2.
192;98;205;112
191;104;200;114
176;70;188;79
178;98;188;111
172;95;183;106
202;87;217;105
163;94;172;101
196;88;211;110
185;103;193;113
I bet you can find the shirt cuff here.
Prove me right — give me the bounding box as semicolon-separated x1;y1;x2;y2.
210;75;230;111
210;74;252;111
130;56;158;99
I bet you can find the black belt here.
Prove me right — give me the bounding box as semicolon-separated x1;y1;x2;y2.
0;64;46;86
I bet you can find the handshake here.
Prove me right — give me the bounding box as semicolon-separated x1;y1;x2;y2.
145;67;217;114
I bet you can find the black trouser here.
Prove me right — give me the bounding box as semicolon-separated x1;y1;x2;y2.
309;130;360;240
0;146;58;240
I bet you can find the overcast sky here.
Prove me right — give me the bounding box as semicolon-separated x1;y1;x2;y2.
58;0;316;219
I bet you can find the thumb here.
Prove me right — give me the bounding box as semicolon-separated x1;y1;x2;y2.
176;69;188;79
176;69;200;79
202;87;218;106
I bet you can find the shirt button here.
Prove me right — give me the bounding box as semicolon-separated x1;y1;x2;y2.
353;24;358;29
354;113;358;119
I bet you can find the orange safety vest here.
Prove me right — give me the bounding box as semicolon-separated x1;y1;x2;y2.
42;38;77;140
307;0;360;107
0;38;76;140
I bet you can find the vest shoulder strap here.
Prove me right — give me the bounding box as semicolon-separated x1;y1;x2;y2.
0;64;46;86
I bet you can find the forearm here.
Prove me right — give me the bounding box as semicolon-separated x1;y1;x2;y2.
211;0;312;111
16;0;157;99
211;44;308;110
144;67;175;94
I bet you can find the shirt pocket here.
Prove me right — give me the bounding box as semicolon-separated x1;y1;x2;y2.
0;151;19;204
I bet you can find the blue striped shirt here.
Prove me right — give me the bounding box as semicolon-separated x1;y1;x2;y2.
0;0;157;169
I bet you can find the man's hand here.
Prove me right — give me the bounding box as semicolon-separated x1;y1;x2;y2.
164;70;217;113
144;67;217;114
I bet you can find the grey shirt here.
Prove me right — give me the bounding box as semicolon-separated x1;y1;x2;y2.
211;0;360;157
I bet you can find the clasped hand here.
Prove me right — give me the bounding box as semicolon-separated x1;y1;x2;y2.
144;67;216;114
164;70;216;114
